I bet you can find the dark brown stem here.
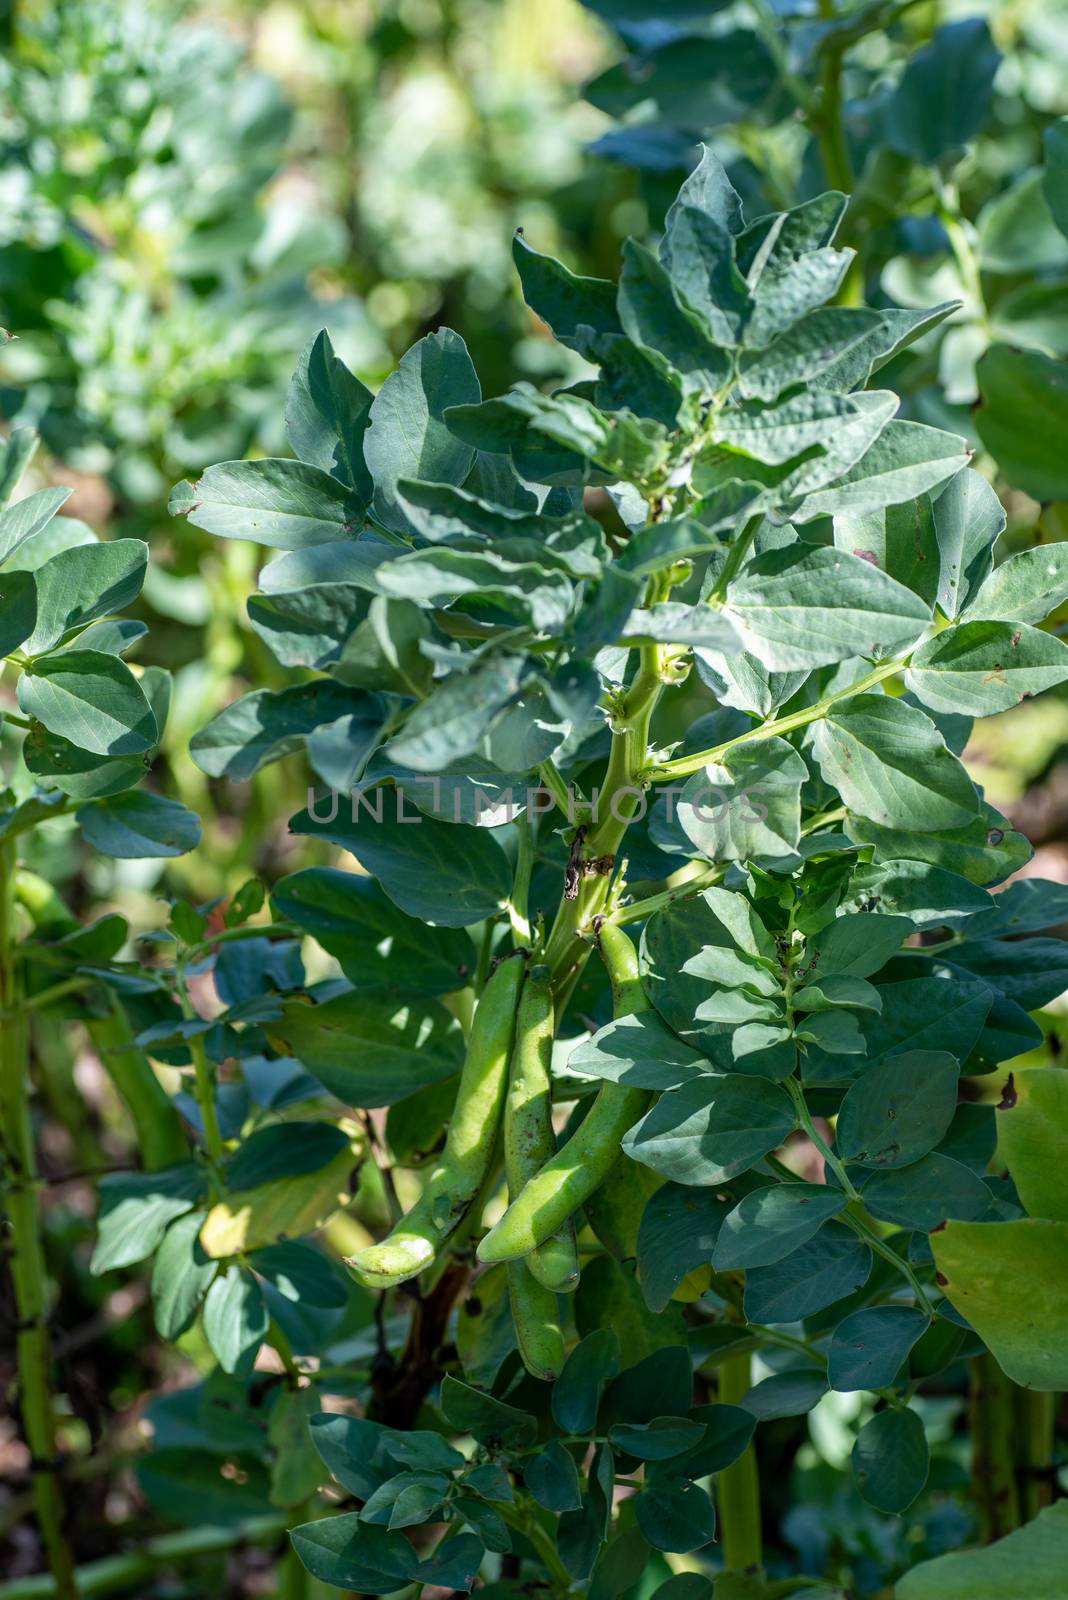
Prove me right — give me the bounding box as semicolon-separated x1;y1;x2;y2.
367;1261;470;1431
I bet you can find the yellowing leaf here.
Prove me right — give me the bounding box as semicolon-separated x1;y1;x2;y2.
933;1218;1068;1389
200;1138;362;1258
996;1066;1068;1221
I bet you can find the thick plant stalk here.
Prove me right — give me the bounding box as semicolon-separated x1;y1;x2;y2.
970;1353;1021;1541
1014;1386;1055;1523
15;871;186;1171
0;844;79;1599
717;1351;763;1573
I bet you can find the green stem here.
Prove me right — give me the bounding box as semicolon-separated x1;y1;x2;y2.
2;976;90;1018
717;1352;763;1572
708;513;763;603
610;862;727;926
1014;1387;1056;1523
786;1079;858;1199
845;1213;935;1318
753;1323;829;1369
498;1498;573;1592
544;660;664;987
648;656;906;781
183;920;302;965
970;1353;1022;1542
0;842;79;1599
934;179;987;329
767;1154;935;1316
537;758;576;821
508;809;534;948
809;2;865;306
0;1514;287;1600
815;44;853;195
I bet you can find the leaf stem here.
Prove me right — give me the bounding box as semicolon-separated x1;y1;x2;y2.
537;758;576;822
609;861;728;926
182;920;302;965
785;1078;858;1199
647;655;907;781
844;1213;935;1318
0;975;91;1019
707;513;763;603
498;1497;574;1592
508;809;533;948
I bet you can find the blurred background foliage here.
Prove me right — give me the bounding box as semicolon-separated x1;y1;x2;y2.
5;0;1068;1592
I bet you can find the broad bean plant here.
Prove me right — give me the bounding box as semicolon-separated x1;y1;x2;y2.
115;151;1068;1596
9;150;1068;1598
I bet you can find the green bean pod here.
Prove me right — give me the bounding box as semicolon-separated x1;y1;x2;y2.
507;1259;565;1380
584;1157;665;1261
504;965;580;1293
477;921;651;1265
349;952;525;1289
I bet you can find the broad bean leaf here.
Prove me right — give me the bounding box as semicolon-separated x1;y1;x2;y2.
170;458;363;548
743;1223;872;1323
852;1407;929;1514
512;232;621;355
994;1068;1068;1222
809;695;977;830
859;1152;991;1231
151;1212;216;1341
724;545;930;671
622;1074;796;1184
267;990;465;1107
976;346;1068;501
365;329;481;531
676;736;807;860
933;1220;1068;1389
962;544;1068;625
77;791;201;858
18;651;157;756
92;1164;204;1273
883;19;1000;163
637;1184;732;1313
191;682;363;780
835;1051;959;1168
201;1267;269;1376
906;621;1068;715
930;467;1004;619
286;328;374;497
290;803;512;927
569;1011;713;1091
291;1516;483;1593
827;1305;930;1392
899;1502;1068;1599
271;868;470;995
713;1184;845;1270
